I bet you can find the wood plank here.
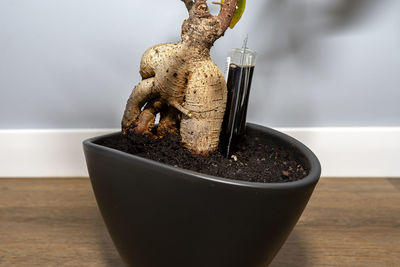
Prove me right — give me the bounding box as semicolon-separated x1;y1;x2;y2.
0;178;399;266
271;178;400;266
389;178;400;192
0;178;124;266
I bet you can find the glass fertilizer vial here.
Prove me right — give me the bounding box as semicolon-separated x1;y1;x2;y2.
220;37;257;157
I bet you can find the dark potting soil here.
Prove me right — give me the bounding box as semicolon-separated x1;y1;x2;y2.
96;131;309;183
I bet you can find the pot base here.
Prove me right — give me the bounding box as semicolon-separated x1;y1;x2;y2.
83;124;321;267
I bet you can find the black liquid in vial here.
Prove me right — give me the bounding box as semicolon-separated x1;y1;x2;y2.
220;63;255;156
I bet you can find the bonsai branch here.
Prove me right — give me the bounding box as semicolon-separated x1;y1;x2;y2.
216;0;239;32
181;0;194;11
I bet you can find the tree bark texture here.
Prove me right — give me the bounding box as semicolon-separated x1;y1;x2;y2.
122;0;239;155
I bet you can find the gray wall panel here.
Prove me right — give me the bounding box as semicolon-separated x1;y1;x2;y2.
1;0;399;128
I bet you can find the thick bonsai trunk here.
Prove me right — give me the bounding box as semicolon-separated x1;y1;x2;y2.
122;0;239;155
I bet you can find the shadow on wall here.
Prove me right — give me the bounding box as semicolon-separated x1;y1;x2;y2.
258;0;380;62
247;0;382;126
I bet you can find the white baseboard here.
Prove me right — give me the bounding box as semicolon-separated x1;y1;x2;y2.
280;127;400;177
0;127;399;177
0;129;114;178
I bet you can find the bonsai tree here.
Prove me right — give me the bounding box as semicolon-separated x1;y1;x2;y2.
121;0;244;155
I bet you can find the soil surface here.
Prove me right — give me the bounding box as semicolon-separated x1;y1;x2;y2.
97;133;309;183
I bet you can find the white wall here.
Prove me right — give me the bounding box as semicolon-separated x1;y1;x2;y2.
1;0;400;129
1;1;400;177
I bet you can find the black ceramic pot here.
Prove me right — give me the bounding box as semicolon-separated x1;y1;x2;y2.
83;124;321;267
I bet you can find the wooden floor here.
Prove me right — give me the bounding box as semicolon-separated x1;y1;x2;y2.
0;178;399;267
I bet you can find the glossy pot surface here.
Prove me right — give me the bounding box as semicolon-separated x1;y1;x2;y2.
83;124;321;267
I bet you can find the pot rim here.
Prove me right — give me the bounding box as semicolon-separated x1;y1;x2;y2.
83;123;321;189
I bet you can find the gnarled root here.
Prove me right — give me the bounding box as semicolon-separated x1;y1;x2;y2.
158;107;180;137
121;0;239;155
133;99;164;136
121;77;157;134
